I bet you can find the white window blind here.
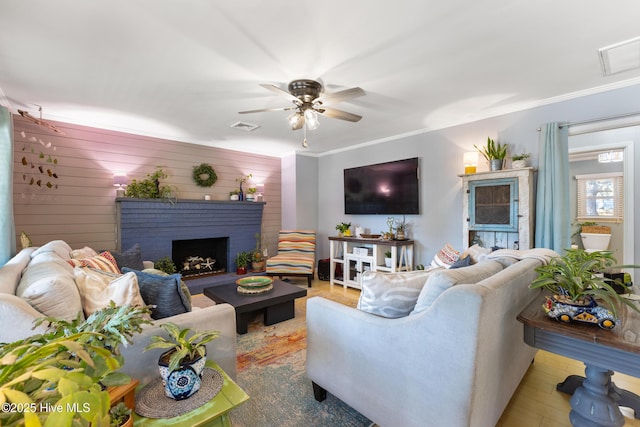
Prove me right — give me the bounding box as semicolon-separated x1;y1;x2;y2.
575;172;623;221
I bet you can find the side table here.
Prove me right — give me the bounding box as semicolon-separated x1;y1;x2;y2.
517;294;640;427
133;360;248;427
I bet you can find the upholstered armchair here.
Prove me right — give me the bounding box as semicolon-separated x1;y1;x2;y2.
266;230;316;287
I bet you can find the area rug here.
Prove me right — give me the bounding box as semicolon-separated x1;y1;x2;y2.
192;284;373;427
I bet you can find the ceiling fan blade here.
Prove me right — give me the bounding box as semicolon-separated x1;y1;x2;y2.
238;106;295;114
259;83;301;104
317;107;362;122
316;87;365;105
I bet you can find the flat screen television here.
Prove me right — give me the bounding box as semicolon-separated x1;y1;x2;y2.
344;157;419;215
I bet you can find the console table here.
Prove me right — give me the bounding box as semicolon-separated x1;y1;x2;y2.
517;294;640;427
328;236;414;289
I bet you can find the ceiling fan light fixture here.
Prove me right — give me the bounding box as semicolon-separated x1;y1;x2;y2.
288;112;303;129
304;109;319;130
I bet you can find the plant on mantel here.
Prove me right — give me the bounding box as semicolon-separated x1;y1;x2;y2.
124;166;176;202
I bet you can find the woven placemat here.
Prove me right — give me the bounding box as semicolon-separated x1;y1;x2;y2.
135;367;223;418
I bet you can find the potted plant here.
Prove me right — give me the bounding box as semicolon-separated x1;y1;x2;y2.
0;304;152;427
474;137;508;171
336;222;352;237
235;250;251;274
251;250;265;272
144;322;219;400
384;250;393;268
394;216;407;240
229;189;240;201
530;248;640;329
511;152;530;168
109;402;133;427
154;256;177;274
246;187;258;201
124;166;177;201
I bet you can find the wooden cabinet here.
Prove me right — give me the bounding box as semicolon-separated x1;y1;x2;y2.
328;237;414;289
460;168;536;250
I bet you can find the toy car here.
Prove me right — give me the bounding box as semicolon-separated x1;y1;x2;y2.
543;296;617;329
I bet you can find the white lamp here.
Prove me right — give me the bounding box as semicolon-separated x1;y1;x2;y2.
113;173;128;197
463;152;478;174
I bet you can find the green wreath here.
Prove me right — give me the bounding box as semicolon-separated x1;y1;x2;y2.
192;163;218;187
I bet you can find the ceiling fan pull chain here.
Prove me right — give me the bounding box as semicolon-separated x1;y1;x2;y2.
302;123;309;148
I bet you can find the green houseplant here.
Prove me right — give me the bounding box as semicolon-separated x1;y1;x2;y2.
511;152;530;168
475;137;508;171
124;167;176;200
0;303;152;427
530;249;640;319
336;222;351;237
235;251;252;274
153;256;176;274
109;402;132;427
144;322;219;400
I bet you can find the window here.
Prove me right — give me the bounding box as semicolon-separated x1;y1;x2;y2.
575;172;623;221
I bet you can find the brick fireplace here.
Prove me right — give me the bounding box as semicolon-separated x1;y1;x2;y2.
116;199;264;278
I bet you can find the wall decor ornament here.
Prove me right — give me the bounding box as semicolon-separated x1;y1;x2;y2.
192;163;218;187
19;131;60;190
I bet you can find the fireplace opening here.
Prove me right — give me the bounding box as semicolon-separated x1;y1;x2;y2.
172;237;228;279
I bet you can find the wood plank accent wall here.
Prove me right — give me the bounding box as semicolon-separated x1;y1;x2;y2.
11;115;282;259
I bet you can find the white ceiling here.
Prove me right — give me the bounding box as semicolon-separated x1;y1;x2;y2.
2;0;640;157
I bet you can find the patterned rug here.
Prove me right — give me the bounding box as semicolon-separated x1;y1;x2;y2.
192;283;373;427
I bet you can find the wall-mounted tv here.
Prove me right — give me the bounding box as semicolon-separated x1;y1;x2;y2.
344;157;419;215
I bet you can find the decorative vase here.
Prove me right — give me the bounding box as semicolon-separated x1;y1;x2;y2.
158;350;207;400
251;261;265;272
543;295;617;329
384;257;392;268
490;159;504;171
238;183;244;201
512;159;527;169
230;194;239;201
395;230;405;240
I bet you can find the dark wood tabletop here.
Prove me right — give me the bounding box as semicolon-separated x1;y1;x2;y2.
517;293;640;378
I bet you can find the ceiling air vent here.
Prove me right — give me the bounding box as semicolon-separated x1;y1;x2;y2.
230;121;260;132
598;36;640;76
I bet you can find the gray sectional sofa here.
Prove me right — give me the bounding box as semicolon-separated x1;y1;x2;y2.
307;251;556;427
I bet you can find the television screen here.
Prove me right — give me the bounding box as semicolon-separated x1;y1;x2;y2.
344;157;419;215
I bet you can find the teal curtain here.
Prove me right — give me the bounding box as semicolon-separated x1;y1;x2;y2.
0;106;15;264
535;122;570;252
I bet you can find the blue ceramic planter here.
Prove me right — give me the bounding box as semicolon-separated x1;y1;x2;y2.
158;350;207;400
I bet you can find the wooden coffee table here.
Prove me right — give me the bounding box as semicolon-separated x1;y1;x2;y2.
203;279;307;334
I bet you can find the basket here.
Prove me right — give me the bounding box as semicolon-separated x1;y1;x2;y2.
581;225;611;234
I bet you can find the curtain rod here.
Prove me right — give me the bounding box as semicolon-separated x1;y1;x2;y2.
536;111;640;131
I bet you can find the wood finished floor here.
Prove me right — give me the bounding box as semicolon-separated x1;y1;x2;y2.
304;278;640;427
194;277;640;426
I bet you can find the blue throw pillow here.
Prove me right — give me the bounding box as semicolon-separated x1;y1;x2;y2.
449;255;472;269
122;267;191;319
111;243;145;271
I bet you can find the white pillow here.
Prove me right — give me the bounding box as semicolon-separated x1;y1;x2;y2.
73;268;146;317
70;246;99;259
31;240;73;261
17;261;83;321
357;269;436;318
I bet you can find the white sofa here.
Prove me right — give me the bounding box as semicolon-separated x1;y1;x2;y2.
0;240;238;382
307;254;548;427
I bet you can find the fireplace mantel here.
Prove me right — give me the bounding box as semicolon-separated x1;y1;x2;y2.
116;198;265;273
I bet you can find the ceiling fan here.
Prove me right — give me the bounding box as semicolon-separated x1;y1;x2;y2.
239;79;365;147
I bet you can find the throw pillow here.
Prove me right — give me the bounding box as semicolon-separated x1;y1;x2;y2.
449;255;472;269
111;243;145;271
67;251;121;274
70;246;99;259
430;243;460;269
73;268;146;317
16;260;83;321
357;270;435;318
411;260;504;314
121;267;192;320
459;244;492;264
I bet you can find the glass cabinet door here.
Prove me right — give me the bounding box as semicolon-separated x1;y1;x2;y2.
468;178;518;232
